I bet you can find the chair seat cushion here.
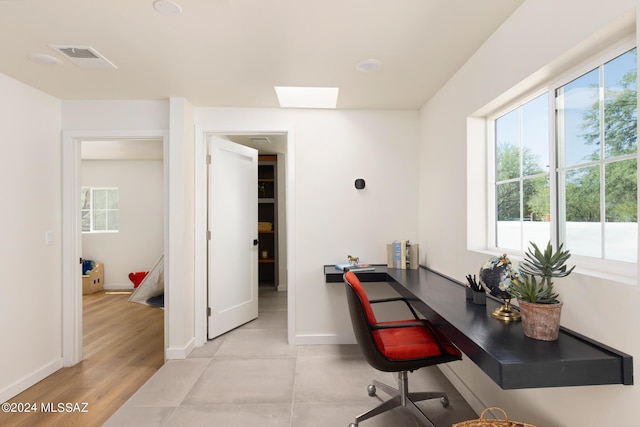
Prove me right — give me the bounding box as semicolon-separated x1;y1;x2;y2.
373;320;461;360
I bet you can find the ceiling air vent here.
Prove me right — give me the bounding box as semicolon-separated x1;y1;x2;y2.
50;45;117;69
249;136;271;144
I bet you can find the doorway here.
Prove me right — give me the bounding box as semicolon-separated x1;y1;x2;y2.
194;128;295;346
62;131;169;367
224;134;288;291
80;139;164;292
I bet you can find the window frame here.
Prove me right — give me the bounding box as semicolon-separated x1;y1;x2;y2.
488;89;553;252
486;36;638;282
81;186;120;234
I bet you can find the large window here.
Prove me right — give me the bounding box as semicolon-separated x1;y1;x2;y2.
81;187;119;233
491;43;637;265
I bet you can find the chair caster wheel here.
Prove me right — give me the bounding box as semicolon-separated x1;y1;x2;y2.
349;423;358;427
440;396;449;407
367;384;376;396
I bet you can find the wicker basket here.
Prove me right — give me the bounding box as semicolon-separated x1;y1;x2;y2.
453;407;538;427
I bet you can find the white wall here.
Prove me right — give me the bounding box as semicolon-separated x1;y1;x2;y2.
81;159;164;289
0;74;62;402
166;97;196;358
195;107;420;343
62;100;169;131
419;0;639;425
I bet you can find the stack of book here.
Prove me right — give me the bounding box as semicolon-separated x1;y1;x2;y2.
386;240;419;269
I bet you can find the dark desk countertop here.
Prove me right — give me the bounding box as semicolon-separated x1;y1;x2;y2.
324;265;633;389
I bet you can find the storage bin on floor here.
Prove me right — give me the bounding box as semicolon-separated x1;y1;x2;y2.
82;263;104;294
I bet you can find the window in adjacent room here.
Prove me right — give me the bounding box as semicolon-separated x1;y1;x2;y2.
490;42;637;266
81;187;120;233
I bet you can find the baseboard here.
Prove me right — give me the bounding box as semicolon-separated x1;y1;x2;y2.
165;337;196;360
438;363;485;414
103;282;133;291
0;358;63;403
293;334;357;345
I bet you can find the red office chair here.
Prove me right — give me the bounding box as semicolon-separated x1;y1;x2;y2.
343;271;462;427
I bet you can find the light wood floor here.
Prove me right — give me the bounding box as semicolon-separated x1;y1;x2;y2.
0;291;164;427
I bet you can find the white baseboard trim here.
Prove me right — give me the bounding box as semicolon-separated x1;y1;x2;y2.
293;334;357;345
103;282;133;291
0;358;63;403
438;363;485;414
165;337;196;360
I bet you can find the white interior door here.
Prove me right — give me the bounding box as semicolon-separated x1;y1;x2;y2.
207;136;258;339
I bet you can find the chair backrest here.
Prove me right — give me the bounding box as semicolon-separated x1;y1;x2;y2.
344;270;462;372
344;271;382;362
344;271;377;325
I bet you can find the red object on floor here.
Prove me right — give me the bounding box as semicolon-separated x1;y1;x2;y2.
128;271;148;288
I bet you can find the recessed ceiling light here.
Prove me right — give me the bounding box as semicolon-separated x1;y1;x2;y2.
28;53;62;65
355;59;382;73
153;0;182;15
274;86;339;109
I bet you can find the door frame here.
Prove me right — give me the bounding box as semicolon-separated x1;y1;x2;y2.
61;130;169;366
194;125;296;346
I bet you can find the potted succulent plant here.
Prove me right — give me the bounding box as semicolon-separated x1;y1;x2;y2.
508;241;575;341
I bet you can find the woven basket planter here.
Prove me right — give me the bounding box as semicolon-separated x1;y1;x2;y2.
454;407;538;427
518;300;563;341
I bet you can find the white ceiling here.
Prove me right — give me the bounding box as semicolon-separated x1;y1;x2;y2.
0;0;523;110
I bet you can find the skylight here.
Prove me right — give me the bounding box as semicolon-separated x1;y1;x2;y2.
274;86;339;109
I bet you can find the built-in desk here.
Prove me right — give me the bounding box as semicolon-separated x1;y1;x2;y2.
324;265;633;390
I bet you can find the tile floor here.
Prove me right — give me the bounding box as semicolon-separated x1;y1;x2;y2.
105;288;478;427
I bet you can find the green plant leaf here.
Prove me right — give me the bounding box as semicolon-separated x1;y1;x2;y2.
510;240;573;304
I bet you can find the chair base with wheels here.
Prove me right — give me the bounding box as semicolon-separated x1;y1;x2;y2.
343;271;462;426
349;372;450;427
